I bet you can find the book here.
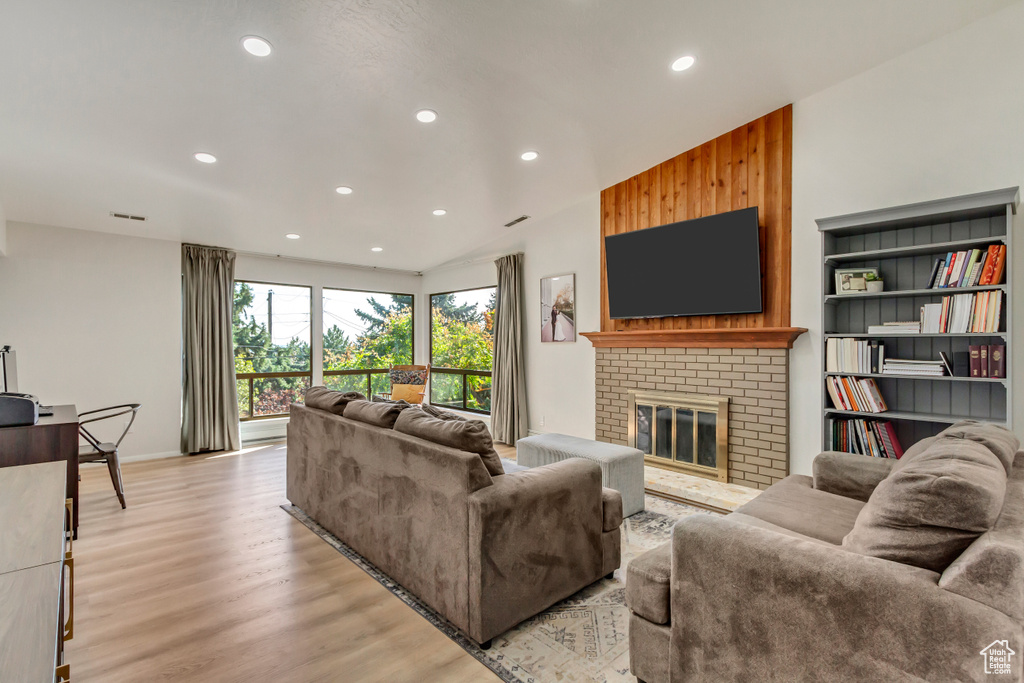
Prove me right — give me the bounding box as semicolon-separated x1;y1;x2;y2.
830;418;903;458
957;249;980;287
940;251;957;287
926;258;943;289
989;344;1006;379
939;351;953;376
953;351;971;377
969;252;988;286
969;345;982;377
979;244;999;285
980;345;989;377
989;244;1007;285
921;303;942;333
869;340;880;374
881;422;904;458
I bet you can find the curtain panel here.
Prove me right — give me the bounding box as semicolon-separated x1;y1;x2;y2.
181;244;240;454
492;253;528;443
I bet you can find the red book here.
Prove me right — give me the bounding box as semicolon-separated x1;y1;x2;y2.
969;345;982;377
883;423;904;459
979;244;999;285
942;252;959;287
980;346;989;377
989;344;1006;379
989;244;1007;285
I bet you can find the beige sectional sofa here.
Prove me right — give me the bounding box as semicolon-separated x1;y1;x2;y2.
627;421;1023;682
286;398;622;648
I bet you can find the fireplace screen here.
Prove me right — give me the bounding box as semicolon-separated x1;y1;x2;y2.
628;390;729;481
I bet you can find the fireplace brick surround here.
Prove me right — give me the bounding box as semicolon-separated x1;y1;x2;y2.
595;346;790;489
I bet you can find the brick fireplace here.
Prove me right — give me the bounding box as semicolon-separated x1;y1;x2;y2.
595;346;790;489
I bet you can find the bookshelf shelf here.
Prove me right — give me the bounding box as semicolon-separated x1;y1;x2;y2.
825;372;1006;384
818;187;1018;455
824;236;1005;264
824;285;1005;304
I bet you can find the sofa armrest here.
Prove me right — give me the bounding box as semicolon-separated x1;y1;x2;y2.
467;458;606;643
670;515;1021;682
812;451;895;502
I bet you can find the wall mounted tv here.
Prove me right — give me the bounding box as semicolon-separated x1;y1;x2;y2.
605;207;762;319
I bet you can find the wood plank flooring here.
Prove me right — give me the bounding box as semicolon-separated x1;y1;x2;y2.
66;444;497;682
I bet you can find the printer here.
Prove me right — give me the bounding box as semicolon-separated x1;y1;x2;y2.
0;392;40;427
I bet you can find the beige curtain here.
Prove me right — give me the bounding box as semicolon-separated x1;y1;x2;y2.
491;253;528;444
181;244;240;454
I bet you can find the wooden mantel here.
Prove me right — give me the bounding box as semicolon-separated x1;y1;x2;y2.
581;327;807;349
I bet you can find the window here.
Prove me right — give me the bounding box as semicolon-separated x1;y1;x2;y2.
429;286;496;413
322;288;414;397
233;281;312;419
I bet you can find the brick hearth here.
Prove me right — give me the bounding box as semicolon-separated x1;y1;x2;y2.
595;347;790;489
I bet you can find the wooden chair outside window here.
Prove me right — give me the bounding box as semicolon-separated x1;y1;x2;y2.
387;365;429;404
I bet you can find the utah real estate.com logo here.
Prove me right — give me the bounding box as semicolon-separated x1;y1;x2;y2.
981;640;1015;676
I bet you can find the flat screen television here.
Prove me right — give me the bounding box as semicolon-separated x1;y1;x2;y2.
605;207;762;319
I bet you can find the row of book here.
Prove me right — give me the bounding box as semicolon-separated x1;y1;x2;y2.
970;344;1007;378
928;290;1003;334
926;243;1006;289
826;376;888;413
825;338;886;374
829;418;904;459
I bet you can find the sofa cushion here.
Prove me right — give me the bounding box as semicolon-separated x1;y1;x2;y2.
843;437;1008;572
303;387;366;416
625;542;671;625
733;475;864;545
394;407;504;476
421;403;462;420
601;488;623;532
937;420;1019;475
343;399;410;429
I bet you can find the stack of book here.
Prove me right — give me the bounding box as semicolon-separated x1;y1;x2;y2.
826;376;888;413
829;418;904;459
934;290;1003;333
825;338;886;373
866;321;920;335
971;344;1007;378
927;243;1007;289
883;357;947;377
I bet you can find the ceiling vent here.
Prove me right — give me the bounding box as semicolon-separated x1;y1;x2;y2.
504;215;530;228
109;211;147;221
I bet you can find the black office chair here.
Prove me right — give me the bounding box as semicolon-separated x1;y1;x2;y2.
79;404;141;509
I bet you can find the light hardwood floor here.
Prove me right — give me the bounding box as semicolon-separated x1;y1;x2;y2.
67;444;497;682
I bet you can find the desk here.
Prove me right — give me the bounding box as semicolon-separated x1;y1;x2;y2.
0;405;79;537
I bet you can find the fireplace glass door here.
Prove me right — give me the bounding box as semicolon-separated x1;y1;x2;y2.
628;391;729;482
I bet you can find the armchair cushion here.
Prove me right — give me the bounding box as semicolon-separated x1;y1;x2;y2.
395;408;504;476
303;387;366;416
601;487;623;532
813;451;895;502
844;437;1007;572
734;475;864;545
625;542;671;625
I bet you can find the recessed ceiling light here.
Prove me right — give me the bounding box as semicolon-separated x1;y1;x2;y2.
371;247;384;252
285;233;301;240
241;36;272;57
432;209;447;216
552;277;560;281
335;186;353;195
415;109;438;123
194;152;217;164
671;55;696;72
521;150;539;161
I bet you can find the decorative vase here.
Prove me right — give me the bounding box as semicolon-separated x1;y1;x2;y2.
866;280;884;293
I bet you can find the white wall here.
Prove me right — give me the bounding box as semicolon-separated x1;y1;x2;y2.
0;198;6;255
0;222;182;457
420;196;601;440
789;1;1024;475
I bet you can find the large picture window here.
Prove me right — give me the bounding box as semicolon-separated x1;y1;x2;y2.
322;288;414;397
429;286;496;413
233;281;312;419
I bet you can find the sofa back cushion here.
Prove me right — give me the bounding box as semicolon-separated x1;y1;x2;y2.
344;399;411;429
303;387;366;416
395;407;504;476
843;437;1007;572
936;420;1019;475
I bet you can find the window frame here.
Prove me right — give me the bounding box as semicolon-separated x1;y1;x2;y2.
321;286;416;398
233;279;313;421
428;285;496;415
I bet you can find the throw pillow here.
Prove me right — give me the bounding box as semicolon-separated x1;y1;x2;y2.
843;436;1007;572
343;399;410;429
303;387;366;416
421;403;465;421
394;408;504;476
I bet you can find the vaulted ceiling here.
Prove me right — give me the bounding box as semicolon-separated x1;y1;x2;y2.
0;0;1012;271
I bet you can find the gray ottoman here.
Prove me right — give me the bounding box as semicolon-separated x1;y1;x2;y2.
516;433;645;517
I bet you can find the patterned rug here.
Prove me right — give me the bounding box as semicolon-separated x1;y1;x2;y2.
282;496;714;682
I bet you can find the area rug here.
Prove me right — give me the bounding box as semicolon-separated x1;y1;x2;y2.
282;495;714;682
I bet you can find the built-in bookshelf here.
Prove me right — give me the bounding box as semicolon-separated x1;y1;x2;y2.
817;187;1018;456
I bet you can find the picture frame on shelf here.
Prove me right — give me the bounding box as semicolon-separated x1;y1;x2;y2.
834;267;879;295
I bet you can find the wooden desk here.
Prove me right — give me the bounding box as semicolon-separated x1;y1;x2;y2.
0;405;79;537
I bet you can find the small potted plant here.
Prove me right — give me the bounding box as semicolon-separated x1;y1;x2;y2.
865;272;884;293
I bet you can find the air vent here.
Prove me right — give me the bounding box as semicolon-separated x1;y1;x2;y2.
504;215;530;228
109;212;147;221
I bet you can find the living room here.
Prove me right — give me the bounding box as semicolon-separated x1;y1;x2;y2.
1;1;1023;681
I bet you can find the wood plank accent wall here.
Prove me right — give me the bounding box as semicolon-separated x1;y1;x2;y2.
599;105;793;333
